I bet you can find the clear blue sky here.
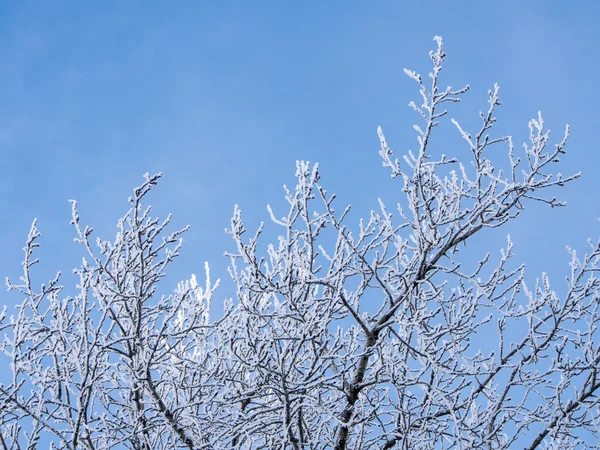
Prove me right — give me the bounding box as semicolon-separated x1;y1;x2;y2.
0;1;598;307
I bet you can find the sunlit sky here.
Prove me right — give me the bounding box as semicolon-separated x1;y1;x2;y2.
1;1;598;310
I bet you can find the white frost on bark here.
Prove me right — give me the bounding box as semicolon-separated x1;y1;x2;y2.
0;37;597;450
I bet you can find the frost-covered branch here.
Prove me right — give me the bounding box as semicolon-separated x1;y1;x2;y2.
1;36;597;450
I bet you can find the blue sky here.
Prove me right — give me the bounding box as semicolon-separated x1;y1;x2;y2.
0;1;598;309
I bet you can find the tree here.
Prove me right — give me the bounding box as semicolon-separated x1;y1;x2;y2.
1;36;598;450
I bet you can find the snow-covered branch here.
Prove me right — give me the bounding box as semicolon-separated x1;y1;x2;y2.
1;36;597;450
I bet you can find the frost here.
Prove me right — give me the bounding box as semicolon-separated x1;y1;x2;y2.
0;36;592;450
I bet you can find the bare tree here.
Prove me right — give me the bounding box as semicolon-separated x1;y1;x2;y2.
1;36;598;449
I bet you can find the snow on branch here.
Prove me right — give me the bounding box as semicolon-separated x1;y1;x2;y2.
0;37;596;450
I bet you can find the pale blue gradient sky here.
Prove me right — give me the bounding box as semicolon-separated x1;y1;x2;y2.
0;1;598;310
